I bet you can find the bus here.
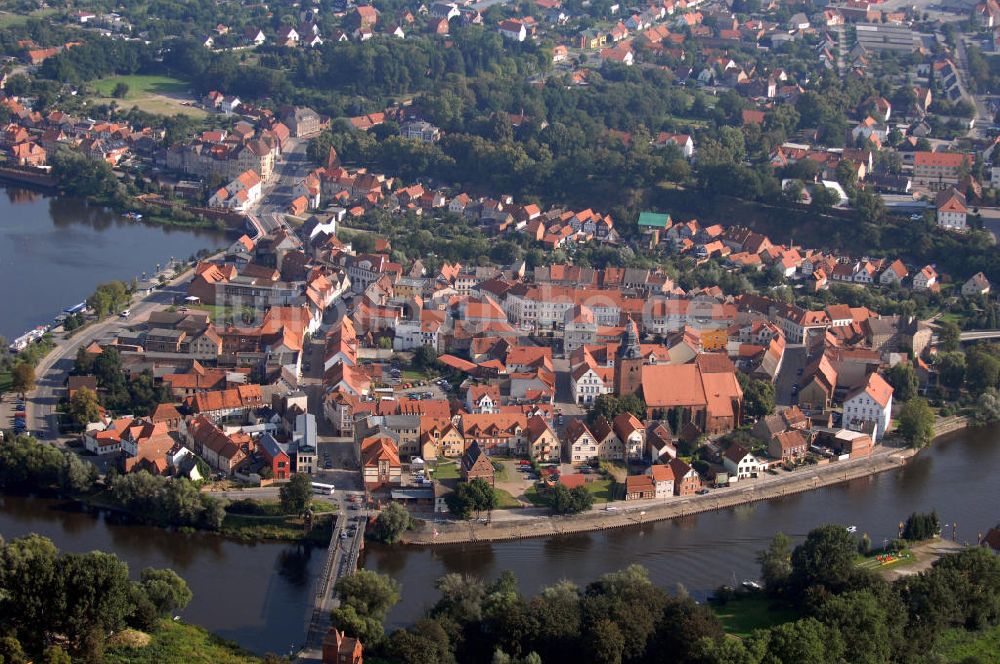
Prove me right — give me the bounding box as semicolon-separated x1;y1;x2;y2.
312;482;335;495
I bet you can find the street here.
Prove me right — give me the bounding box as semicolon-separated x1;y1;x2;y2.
26;278;194;444
251;137;311;234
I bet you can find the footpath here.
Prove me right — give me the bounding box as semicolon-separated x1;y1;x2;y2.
404;418;976;546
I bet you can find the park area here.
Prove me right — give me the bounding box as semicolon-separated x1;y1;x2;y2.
90;75;207;118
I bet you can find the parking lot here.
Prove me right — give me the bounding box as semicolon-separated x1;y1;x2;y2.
1;394;27;438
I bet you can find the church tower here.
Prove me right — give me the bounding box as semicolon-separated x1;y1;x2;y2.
614;316;643;397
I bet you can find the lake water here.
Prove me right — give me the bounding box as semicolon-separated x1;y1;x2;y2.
0;186;227;340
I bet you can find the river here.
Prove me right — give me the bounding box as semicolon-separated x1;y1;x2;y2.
364;426;1000;630
0;427;996;652
0;186;227;341
0;494;323;656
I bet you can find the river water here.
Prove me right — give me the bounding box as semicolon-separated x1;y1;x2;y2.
0;429;995;649
0;495;323;656
365;427;1000;629
0;186;227;341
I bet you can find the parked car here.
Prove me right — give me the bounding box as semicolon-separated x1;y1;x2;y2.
696;488;710;495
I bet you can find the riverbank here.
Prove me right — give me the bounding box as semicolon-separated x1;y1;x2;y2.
83;488;336;545
403;420;978;546
105;619;263;664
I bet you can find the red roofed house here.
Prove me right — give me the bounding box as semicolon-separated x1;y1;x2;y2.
208;169;262;212
843;372;893;441
322;627;363;664
625;474;655;500
669;457;700;495
935;187;968;231
648;463;675;498
913;151;972;191
360;434;401;489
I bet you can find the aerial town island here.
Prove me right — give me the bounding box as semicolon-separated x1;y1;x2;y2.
0;0;999;660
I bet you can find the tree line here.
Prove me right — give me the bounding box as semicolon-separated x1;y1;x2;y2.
0;534;191;662
330;522;1000;664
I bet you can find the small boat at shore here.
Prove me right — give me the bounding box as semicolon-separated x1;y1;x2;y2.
123;212;143;221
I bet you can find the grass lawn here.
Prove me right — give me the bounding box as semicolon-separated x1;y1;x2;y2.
431;461;459;480
584;479;615;503
221;512;333;544
0;371;11;395
401;370;428;382
933;624;1000;663
492;461;510;481
105;619;262;664
191;303;241;324
712;596;797;638
0;8;56;27
856;548;914;572
523;479;614;504
90;75;207;118
523;484;547;506
494;488;521;508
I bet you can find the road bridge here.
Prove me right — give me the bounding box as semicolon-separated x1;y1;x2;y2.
296;510;367;663
959;330;1000;342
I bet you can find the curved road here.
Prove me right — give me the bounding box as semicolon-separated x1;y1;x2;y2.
26;275;197;443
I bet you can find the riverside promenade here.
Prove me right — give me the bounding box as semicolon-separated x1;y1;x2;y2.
405;418;975;546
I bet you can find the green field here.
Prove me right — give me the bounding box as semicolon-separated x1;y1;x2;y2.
494;488;521;508
91;75;207;118
431;461;459;480
584;478;615;503
712;596;797;638
0;8;56;28
934;624;1000;663
105;619;262;664
523;479;614;505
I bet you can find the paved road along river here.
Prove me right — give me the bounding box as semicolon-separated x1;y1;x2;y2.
364;426;1000;630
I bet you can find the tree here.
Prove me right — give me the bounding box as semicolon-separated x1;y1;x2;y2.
112;82;129;98
790;525;859;595
885;363;918;402
897;398;935;449
811;185;841;210
756;617;844;664
412;344;439;371
446;478;499;519
743;379;776;420
11;363;35;396
937;320;962;352
937;352;967;391
388;619;456;664
331;569;401;644
546;484;594;514
585;619;624;664
279;473;312;514
974;388;1000;424
40;645;71;664
371;502;412;544
966;350;1000;396
61;451;97;492
55;551;134;649
902;511;940;541
587;393;646;425
68;386;101;426
757;532;792;595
